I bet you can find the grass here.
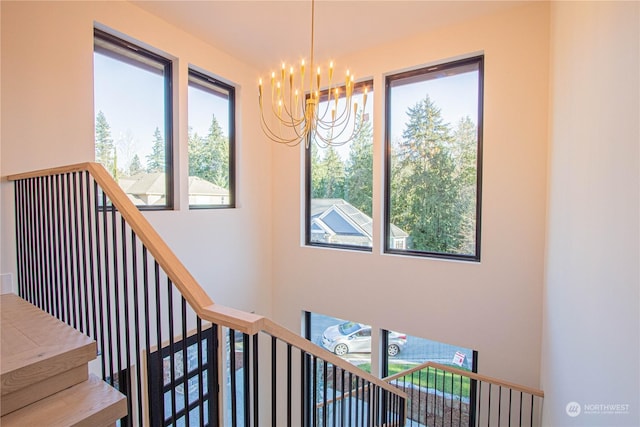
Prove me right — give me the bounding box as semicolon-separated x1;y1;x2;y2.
361;362;473;399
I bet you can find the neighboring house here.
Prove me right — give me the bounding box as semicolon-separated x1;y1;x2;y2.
311;199;408;248
119;173;229;206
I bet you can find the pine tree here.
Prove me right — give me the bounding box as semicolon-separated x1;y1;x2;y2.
95;111;116;176
452;116;478;254
345;112;373;216
146;127;165;173
390;95;463;253
188;115;229;188
128;154;144;176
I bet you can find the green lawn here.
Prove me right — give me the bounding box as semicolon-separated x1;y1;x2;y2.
357;363;472;399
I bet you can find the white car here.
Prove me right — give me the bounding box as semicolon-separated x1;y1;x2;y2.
321;322;407;356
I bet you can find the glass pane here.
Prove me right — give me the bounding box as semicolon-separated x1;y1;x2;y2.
93;35;171;208
387;58;482;258
307;312;372;373
188;72;233;207
309;83;373;249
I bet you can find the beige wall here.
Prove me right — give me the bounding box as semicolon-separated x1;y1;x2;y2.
271;2;549;387
543;2;640;425
0;1;273;315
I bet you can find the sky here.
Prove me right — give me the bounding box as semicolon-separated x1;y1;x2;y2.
95;49;478;168
94;51;229;171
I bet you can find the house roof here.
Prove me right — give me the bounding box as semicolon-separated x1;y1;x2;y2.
311;199;408;239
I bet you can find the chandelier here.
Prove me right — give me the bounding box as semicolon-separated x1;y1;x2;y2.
258;0;368;149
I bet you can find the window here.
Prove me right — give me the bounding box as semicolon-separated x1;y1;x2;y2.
382;331;478;426
148;328;215;426
188;69;235;208
94;29;173;209
306;81;374;250
385;56;483;260
304;311;372;373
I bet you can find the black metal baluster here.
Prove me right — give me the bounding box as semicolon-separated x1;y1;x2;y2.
508;388;512;427
77;173;90;335
27;178;38;308
71;173;84;333
93;181;107;379
341;369;346;427
53;175;63;319
196;318;204;426
252;333;259;427
332;364;337;427
348;372;353;426
153;261;165;425
65;173;78;329
131;231;144;427
167;280;177;426
272;336;277;427
111;204;123;397
230;329;238;427
34;177;47;313
529;395;534;427
60;173;72;325
322;360;327;427
312;356;318;427
86;175;98;345
287;343;292;427
120;216;133;425
13;180;23;296
181;297;189;427
243;333;250;427
210;323;220;425
101;189;115;384
45;176;57;318
487;383;492;427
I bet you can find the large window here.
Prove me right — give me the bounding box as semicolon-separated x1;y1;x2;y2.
188;69;235;208
385;56;483;260
93;29;173;209
306;81;374;250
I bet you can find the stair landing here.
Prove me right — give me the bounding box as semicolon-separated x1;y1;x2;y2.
1;294;127;425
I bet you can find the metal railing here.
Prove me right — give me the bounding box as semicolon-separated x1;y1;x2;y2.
384;362;543;427
9;163;406;427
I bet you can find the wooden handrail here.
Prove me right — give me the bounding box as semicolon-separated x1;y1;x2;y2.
6;162;404;399
384;361;544;398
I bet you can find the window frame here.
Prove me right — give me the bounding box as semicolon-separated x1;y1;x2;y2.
384;55;484;261
187;68;236;209
93;28;174;210
305;80;374;252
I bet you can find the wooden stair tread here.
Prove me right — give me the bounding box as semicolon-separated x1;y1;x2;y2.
1;374;127;427
1;294;96;415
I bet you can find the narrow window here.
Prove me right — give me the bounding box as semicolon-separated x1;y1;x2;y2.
188;69;236;208
306;81;374;250
147;328;215;426
93;29;173;209
385;56;483;260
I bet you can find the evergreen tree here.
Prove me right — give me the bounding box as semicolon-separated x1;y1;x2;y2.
452;116;478;254
128;154;144;176
345;113;373;216
390;95;463;253
95;111;116;176
146;127;165;173
313;147;346;200
188;115;229;188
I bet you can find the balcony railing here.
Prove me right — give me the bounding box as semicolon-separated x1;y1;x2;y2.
8;163;406;426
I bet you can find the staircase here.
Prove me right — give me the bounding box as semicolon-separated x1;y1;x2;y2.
1;293;127;426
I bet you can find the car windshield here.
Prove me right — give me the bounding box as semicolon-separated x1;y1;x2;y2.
339;322;361;335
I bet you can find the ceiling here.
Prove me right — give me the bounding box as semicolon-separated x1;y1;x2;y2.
131;1;525;72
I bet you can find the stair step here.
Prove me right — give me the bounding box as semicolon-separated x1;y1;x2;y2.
1;294;96;415
0;374;127;427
